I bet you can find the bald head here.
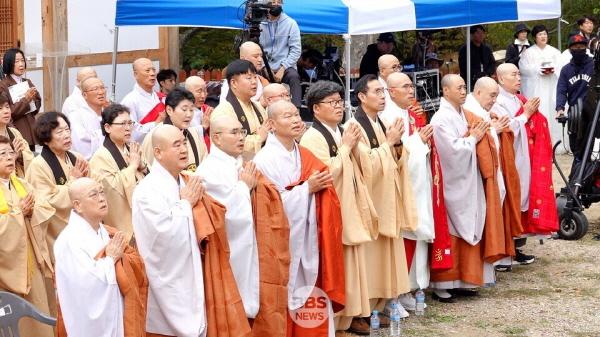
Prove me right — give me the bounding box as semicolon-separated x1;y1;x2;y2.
76;67;97;87
133;58;153;72
239;41;264;71
152;124;181;150
378;54;401;80
441;74;467;107
210;115;242;136
496;63;518;79
472;77;499;111
132;58;157;92
185;75;205;89
210;115;245;157
68;177;98;204
184;76;207;108
262;83;290;107
496;63;521;94
386;72;414;109
441;74;463;90
267;100;296;119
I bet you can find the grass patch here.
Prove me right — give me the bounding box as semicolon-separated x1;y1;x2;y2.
502;326;527;336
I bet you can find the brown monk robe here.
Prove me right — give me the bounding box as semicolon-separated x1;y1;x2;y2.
190;191;252;337
494;113;524;256
463;108;508;263
56;226;149;337
250;173;291;337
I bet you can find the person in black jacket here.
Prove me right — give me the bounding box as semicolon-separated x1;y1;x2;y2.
556;35;594;176
359;33;395;77
505;23;530;68
459;25;496;90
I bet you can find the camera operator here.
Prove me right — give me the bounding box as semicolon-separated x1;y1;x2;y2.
259;0;302;108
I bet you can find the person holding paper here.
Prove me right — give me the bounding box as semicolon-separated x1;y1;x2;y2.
0;48;41;149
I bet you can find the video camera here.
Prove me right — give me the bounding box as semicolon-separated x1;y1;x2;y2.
244;0;275;26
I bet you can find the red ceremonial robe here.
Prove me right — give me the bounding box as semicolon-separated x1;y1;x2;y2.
285;146;345;337
139;100;166;125
515;94;559;234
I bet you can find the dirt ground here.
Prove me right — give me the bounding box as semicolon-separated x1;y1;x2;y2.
339;154;600;337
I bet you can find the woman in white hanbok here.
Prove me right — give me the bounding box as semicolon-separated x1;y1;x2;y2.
519;25;563;145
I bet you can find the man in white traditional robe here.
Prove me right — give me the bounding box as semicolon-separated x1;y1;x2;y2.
254;100;340;336
184;76;212;134
70;77;106;159
429;74;488;301
492;64;539;266
380;72;434;308
519;25;562;143
62;67;97;118
196;115;260;319
133;124;207;337
121;58;165;143
377;54;402;109
54;178;127;337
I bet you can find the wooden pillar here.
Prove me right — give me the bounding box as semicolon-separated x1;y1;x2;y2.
41;0;69;111
158;27;180;73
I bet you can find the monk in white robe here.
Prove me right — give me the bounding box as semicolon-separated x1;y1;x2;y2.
381;72;434;304
121;58;165;143
212;60;269;158
254;101;345;337
0;92;33;177
519;25;562;142
141;88;207;172
377;54;402;109
62;67;97;118
196;115;260;319
90;104;147;238
55;178;129;337
345;75;417;316
70;77;107;160
0;136;54;337
26;112;89;263
299;81;378;335
133;124;207;337
429;75;488;301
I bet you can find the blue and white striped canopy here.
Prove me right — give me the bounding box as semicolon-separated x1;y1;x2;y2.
115;0;561;33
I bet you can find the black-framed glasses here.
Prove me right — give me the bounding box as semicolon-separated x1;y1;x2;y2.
319;99;345;107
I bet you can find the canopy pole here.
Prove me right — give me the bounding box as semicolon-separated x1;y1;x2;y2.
466;26;471;93
111;26;119;102
343;34;352;119
557;17;561;50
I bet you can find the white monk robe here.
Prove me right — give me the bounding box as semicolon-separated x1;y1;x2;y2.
380;104;434;290
492;86;531;212
196;145;260;319
345;109;416;302
54;210;124;337
132;161;206;337
519;43;562;143
62;86;86;118
141;123;207;172
429;97;486;289
299;122;378;328
121;83;162;143
70;103;104;160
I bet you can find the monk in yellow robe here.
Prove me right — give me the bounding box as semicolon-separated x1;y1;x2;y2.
0;135;55;337
90;104;147;238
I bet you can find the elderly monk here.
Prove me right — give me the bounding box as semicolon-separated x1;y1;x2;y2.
196;114;260;320
55;177;148;337
184;76;213;132
380;72;438;311
377;54;402;107
260;83;291;108
0;92;33;177
221;41;270;103
492;63;555;265
26;112;89;261
70;77;107;159
254;100;345;337
89;104;147;238
121;58;165;142
346;74;416;319
212;60;269;158
299;80;378;336
62;67;97;118
429;74;490;302
0;135;55;337
133;124;206;337
142;88;207;172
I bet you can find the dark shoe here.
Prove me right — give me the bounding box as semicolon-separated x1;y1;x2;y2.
513;249;535;265
378;313;390;328
495;264;512;272
448;288;480;297
347;317;370;336
432;292;456;303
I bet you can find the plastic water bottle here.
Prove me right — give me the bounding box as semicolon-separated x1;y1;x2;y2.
389;301;401;336
415;289;425;316
370;310;381;337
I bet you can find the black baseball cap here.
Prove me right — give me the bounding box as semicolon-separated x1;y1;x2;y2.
377;33;395;43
